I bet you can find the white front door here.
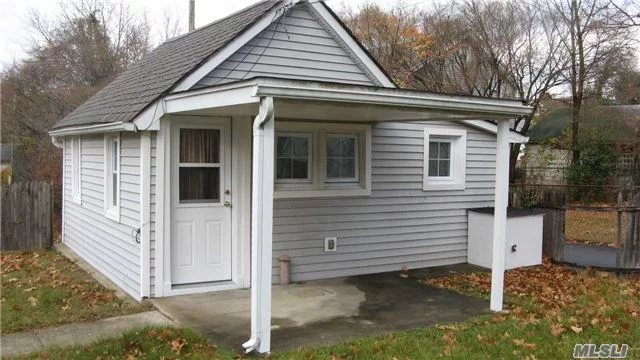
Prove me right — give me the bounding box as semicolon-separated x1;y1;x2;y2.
170;118;232;285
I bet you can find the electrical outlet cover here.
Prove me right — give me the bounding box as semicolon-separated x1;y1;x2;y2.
324;237;337;252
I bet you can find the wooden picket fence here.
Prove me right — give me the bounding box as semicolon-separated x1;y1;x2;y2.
1;182;53;250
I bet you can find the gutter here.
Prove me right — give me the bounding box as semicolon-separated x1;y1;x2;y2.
49;122;137;145
243;96;275;355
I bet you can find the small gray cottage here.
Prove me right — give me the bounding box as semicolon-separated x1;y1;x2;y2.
50;0;530;353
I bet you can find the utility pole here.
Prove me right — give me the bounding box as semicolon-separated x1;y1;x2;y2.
189;0;195;32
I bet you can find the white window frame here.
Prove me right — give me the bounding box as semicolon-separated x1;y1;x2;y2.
325;133;359;183
71;136;82;204
104;133;121;221
423;128;467;191
274;122;371;198
275;132;313;184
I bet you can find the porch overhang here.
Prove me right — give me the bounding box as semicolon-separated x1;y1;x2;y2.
162;77;531;142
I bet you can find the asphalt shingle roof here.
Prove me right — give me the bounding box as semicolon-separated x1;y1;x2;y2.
53;0;283;129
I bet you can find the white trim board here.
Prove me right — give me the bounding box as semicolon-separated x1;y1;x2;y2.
50;122;135;137
462;120;528;144
155;115;249;297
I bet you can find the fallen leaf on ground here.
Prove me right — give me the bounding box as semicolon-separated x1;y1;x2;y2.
570;325;583;334
171;338;187;354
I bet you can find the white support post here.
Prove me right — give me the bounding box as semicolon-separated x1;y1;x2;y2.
490;119;510;312
243;97;275;354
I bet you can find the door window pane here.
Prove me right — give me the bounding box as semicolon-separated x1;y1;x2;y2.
276;134;310;180
326;135;357;180
179;167;220;202
180;129;220;163
428;140;452;177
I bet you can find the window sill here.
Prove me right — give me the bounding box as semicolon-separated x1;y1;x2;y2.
422;182;466;191
275;188;371;199
104;207;120;222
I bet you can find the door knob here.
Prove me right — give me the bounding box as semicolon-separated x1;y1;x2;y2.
224;189;231;195
224;201;232;208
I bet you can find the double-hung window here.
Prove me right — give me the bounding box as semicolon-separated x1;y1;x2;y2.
71;136;82;204
105;134;120;220
428;140;452;177
326;134;358;182
276;133;311;182
423;128;466;191
274;122;371;198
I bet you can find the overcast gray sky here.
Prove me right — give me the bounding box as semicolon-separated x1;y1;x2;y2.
0;0;428;71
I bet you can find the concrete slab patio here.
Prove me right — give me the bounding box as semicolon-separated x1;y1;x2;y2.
152;268;489;351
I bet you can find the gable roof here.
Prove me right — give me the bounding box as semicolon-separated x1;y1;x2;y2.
53;0;284;129
529;105;640;144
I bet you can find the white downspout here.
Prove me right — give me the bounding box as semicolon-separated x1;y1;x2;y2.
242;96;275;354
490;119;510;311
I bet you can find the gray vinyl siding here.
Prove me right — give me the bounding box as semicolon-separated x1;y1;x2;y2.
63;133;141;299
271;121;497;283
193;4;376;88
149;133;157;297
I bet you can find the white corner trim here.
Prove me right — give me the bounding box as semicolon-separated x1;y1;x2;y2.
49;122;136;137
308;1;396;88
71;136;82;205
140;133;151;298
154;118;168;297
423;128;467;192
171;6;284;93
462;120;528;143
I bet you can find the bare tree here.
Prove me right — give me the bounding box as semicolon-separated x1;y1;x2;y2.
341;2;426;87
549;0;638;164
460;1;569;176
159;6;184;42
1;0;152;205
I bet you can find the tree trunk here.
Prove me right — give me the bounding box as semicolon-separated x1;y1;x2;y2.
571;96;581;165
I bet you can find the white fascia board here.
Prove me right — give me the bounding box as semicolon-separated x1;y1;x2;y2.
49;122;136;137
462;120;529;144
253;79;532;118
170;6;283;93
308;1;396;88
164;82;259;114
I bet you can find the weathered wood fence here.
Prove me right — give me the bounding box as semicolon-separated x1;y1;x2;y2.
619;192;640;268
510;187;640;269
1;182;53;250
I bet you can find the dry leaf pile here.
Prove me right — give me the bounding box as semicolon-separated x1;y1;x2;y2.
425;258;640;338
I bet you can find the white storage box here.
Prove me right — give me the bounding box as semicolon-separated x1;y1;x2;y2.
467;208;544;270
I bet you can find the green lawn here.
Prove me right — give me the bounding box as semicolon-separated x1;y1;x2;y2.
15;260;640;359
1;250;153;333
